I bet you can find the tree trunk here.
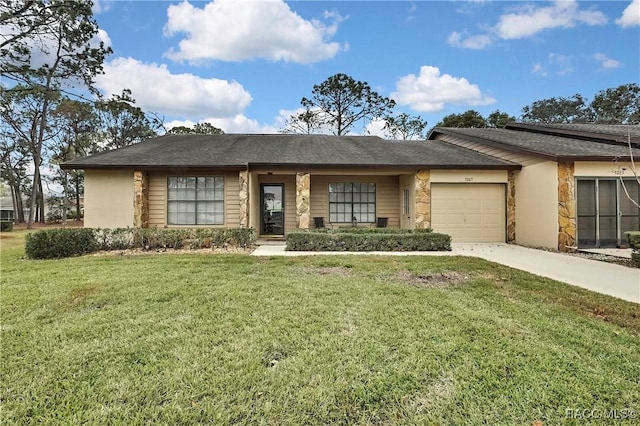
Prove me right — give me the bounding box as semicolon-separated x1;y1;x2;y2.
15;185;24;223
27;85;50;229
10;186;19;222
38;177;45;223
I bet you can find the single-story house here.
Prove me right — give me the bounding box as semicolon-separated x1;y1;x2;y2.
61;123;640;251
428;123;640;250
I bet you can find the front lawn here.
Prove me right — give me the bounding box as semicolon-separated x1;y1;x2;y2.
1;230;639;425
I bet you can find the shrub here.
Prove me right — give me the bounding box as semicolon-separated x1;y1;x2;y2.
94;228;135;251
25;227;257;259
286;229;451;252
0;221;13;232
25;228;99;259
328;227;433;234
626;231;640;268
132;227;256;250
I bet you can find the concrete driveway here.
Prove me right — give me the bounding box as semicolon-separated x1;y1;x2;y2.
252;243;640;304
452;244;639;304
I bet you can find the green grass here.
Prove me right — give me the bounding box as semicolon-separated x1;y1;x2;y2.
1;230;639;425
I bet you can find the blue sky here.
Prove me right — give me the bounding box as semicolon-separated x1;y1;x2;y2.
91;0;640;135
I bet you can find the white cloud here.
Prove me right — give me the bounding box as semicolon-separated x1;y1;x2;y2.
93;29;112;49
616;0;640;28
95;57;252;120
547;53;573;76
273;107;336;135
447;31;492;49
455;0;491;15
166;115;278;134
531;63;548;77
594;53;621;70
391;66;495;112
163;0;347;63
92;1;111;14
531;53;574;77
495;0;607;39
364;118;387;138
450;0;607;49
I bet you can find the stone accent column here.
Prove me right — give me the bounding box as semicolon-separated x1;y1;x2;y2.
296;172;311;229
239;170;249;228
558;162;576;252
133;171;148;228
414;170;431;229
507;170;516;242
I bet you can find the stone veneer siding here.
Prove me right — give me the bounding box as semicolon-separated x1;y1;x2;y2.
415;170;431;229
557;162;576;251
239;171;249;228
296;172;311;229
507;170;516;242
133;170;149;228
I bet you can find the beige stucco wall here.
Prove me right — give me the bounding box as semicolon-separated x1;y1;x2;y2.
84;170;134;228
310;174;400;227
434;134;562;249
430;169;508;183
147;171;240;228
514;161;559;249
574;161;637;177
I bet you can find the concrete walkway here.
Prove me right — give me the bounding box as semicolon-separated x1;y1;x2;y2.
251;243;640;304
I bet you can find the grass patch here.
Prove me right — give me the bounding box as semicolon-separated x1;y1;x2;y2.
2;230;639;424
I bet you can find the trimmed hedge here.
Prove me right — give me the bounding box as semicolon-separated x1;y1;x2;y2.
625;231;640;268
286;230;451;252
0;221;13;232
326;227;434;234
26;228;98;259
25;227;256;259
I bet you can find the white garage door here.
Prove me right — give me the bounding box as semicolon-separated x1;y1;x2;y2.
431;184;506;243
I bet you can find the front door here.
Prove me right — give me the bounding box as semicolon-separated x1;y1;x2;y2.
261;184;284;235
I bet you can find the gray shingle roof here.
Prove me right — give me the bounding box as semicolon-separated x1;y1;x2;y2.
62;134;520;170
506;123;640;146
431;126;640;160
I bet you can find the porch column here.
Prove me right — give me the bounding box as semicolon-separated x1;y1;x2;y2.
414;170;431;229
239;170;249;228
133;170;148;228
558;161;576;252
296;172;311;229
507;170;516;243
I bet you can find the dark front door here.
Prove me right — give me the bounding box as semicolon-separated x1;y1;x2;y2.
261;184;284;235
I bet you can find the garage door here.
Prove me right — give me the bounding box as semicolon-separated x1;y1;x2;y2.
431;184;505;243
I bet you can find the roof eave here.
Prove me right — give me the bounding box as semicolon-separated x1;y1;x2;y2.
430;128;558;161
506;122;640;146
60;163;247;171
247;162;520;170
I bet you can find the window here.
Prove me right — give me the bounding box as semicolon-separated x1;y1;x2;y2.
167;177;224;225
403;188;410;215
329;182;375;223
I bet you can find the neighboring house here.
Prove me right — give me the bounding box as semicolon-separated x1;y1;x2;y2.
61;123;640;251
0;197;15;221
428;123;640;250
0;196;37;222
